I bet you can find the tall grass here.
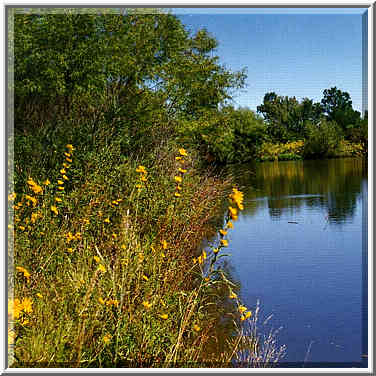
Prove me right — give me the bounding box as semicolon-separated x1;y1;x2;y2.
9;139;285;367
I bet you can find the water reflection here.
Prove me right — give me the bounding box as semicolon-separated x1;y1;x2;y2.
228;158;366;224
223;157;367;364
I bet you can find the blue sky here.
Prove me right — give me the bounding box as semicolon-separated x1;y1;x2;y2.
171;8;366;113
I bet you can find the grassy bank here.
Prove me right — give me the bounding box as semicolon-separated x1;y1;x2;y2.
9;137;285;367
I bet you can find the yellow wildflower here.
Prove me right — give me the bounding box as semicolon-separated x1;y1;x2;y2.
226;221;234;229
27;178;43;195
18;225;25;231
202;250;207;260
51;205;58;215
30;212;39;223
159;313;168;320
229;292;237;299
179;148;188;156
178;168;187;174
65;232;74;242
228;206;238;220
220;239;228;247
175;156;182;161
63;163;69;168
60;169;66;174
64;152;71;158
98;297;105;305
66;144;74;152
136;165;147;174
66;158;72;163
106;299;119;307
174;176;182;183
161;240;168;249
112;233;117;239
142;275;149;281
25;195;37;207
176;185;182;191
67;248;73;253
104;218;110;223
57;180;64;185
197;255;203;265
140;175;147;182
55;197;62;202
9;298;22;320
244;311;252;319
174;192;181;198
193;324;201;332
142;301;152;309
8;193;16;201
97;264;106;273
238;305;247;314
62;175;69;181
36;293;43;299
16;266;31;279
57;186;64;191
103;334;112;344
213;248;219;254
228;206;237;217
136;184;142;190
94;256;101;263
219;229;227;236
230;188;244;210
21;297;33;314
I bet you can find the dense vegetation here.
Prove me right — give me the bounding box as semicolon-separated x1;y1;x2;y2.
9;8;366;367
9;9;288;368
186;88;367;164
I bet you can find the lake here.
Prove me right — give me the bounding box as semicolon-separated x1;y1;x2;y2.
225;157;368;367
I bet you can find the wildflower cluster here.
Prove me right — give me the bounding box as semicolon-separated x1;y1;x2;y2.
174;148;188;198
94;255;106;274
8;297;33;320
51;144;74;215
258;141;304;161
136;165;147;191
27;178;43;196
194;187;244;280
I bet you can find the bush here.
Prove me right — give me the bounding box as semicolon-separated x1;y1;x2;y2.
256;140;304;161
303;120;343;158
178;107;268;164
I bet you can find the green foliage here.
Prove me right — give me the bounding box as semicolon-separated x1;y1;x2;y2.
14;9;245;142
257;140;304;162
303;120;343;158
321;87;361;132
257;93;322;142
178;106;267;164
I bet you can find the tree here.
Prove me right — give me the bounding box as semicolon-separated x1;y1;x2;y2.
13;9;246;136
321;87;361;132
257;93;322;142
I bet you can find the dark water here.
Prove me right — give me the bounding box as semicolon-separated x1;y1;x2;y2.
226;158;368;366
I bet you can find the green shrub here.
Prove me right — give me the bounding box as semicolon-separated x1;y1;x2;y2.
303;120;343;158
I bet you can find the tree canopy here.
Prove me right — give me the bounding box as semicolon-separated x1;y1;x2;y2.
14;9;246;133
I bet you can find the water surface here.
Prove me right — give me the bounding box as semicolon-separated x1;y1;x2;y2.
226;158;367;366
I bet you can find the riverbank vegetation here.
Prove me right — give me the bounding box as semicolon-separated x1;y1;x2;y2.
185;90;367;164
9;9;287;367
